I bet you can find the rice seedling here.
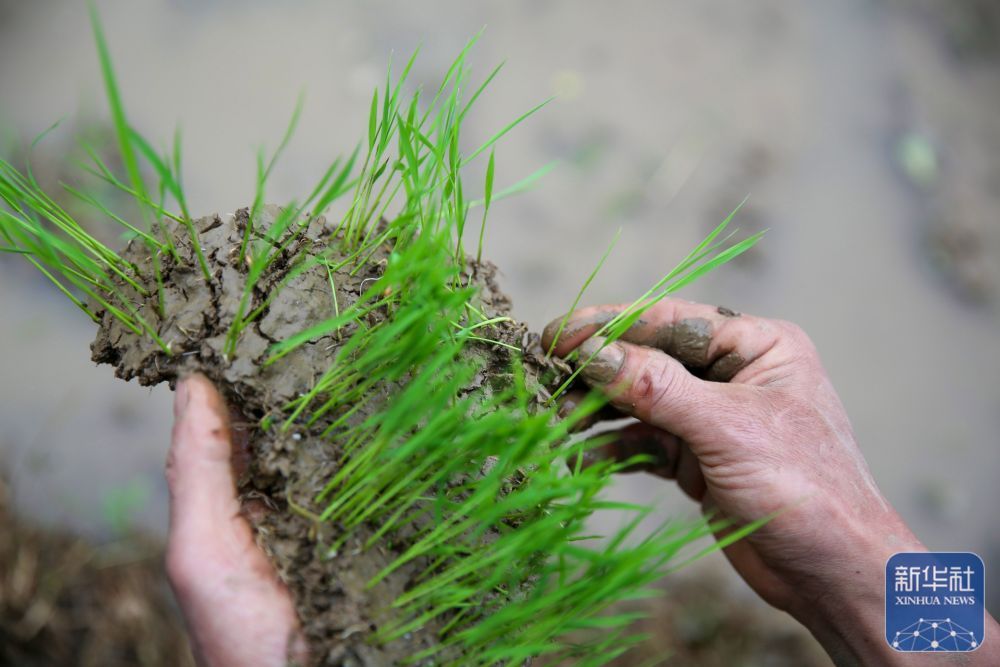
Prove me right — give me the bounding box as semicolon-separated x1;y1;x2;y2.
0;9;761;665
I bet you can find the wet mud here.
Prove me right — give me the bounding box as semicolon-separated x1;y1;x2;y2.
543;310;745;384
89;207;567;665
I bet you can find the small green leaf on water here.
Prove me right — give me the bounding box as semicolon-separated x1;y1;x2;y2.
102;478;150;536
896;132;938;188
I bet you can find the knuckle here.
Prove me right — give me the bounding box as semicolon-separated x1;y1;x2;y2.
771;320;820;359
774;319;811;345
574;304;606;319
774;318;803;336
626;354;683;417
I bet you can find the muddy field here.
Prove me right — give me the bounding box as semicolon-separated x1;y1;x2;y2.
1;0;998;664
0;475;194;666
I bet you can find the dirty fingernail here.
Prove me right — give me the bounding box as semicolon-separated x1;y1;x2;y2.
556;393;580;420
578;337;624;385
541;313;568;347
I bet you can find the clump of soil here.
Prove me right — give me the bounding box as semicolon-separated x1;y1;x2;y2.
90;207;567;665
0;476;194;667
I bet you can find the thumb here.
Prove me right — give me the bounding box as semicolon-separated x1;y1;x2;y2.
576;336;735;444
166;373;242;544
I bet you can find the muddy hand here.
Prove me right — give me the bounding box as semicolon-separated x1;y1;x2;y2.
544;299;998;666
166;373;306;667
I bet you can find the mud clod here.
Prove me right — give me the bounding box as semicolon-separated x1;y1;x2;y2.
89;207;566;665
656;317;713;368
716;305;740;317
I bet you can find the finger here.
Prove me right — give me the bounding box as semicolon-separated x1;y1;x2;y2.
578;422;708;502
574;335;749;446
576;422;683;476
701;495;794;611
166;373;242;544
166;375;304;667
542;299;780;381
675;445;706;502
556;389;628;432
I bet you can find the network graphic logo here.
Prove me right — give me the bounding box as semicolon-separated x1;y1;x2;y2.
890;618;978;651
886;552;985;652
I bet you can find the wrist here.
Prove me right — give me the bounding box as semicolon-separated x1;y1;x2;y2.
792;503;925;665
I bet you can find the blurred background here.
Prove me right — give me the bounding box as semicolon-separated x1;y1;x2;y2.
1;0;998;664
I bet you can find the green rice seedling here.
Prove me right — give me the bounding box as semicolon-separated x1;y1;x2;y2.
545;227;622;358
0;9;762;665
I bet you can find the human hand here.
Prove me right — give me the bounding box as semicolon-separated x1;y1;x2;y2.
543;299;997;665
166;373;306;667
